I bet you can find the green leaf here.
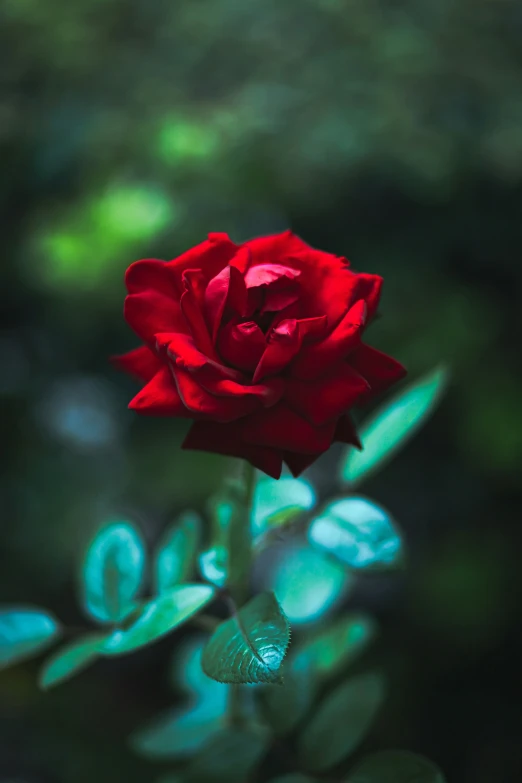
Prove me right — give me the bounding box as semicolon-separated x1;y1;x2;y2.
155;512;201;593
0;608;60;670
259;662;316;735
271;544;350;624
253;476;316;536
132;636;228;759
198;546;228;588
170;635;228;710
298;672;385;772
39;633;109;689
131;706;225;759
291;614;377;681
347;751;446;782
183;727;269;783
309;497;403;570
82;521;146;624
341;366;449;485
102;585;215;656
201;592;290;684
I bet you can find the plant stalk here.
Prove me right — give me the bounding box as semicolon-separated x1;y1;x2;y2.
227;459;257;725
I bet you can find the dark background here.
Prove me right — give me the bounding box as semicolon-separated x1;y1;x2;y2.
1;1;522;781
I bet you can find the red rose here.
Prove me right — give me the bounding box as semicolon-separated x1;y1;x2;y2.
113;231;405;479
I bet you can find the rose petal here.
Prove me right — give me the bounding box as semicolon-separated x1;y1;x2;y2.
285;363;370;425
334;414;362;448
180;270;216;358
291;299;367;380
242;403;336;454
166;233;238;282
204;263;248;342
125;258;181;297
156;332;240;379
218;319;266;372
253;315;328;383
173;367;258;422
244;230;311;265
111;346;163;382
283;451;321;477
349;344;407;394
128;366;189;416
244;263;301;288
124;291;188;345
182;421;283;479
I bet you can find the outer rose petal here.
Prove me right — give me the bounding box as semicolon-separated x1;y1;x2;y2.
125;258;181;297
285;363;370;425
128;366;189;416
180;270;216;358
349;344;407;394
283;451;321;477
111;346;163;382
334;414;362;448
124;290;188;345
182;421;283;479
241;403;336;454
166;233;238;282
291;299;367;380
173;366;259;422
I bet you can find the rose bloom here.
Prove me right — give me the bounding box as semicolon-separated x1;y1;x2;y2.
113;231;405;478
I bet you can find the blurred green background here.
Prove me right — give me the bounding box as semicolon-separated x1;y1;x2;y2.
1;0;522;780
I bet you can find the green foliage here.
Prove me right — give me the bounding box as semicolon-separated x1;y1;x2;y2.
0;608;60;670
308;497;403;570
341;367;449;485
290;614;377;682
132;636;227;759
347;751;447;782
202;592;290;684
102;585;215;656
82;522;146;624
271;544;349;624
258;661;316;735
298;673;386;772
154;512;202;593
198;545;228;588
252;476;316;536
180;727;269;783
39;633;109;689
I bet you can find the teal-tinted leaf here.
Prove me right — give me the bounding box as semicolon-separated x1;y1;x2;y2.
170;635;228;711
347;750;446;782
298;672;385;772
309;497;403;570
341;366;449;485
253;477;316;536
155;512;201;593
259;661;316;735
183;727;269;783
102;585;215;656
132;637;228;759
131;705;224;759
39;633;109;689
201;592;290;684
199;546;228;588
271;545;350;624
291;614;376;682
0;609;60;670
82;522;146;624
